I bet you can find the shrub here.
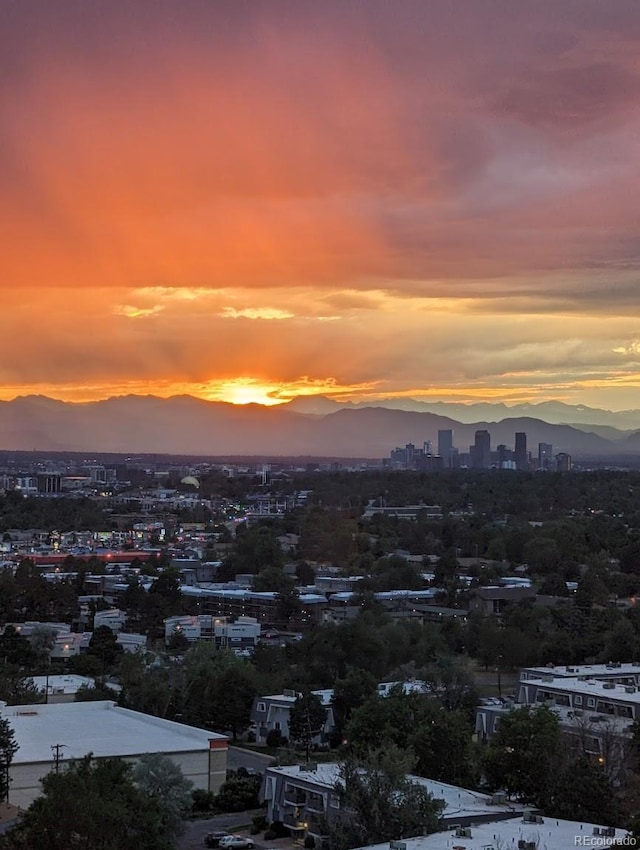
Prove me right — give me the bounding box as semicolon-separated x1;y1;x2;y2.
251;814;269;835
269;821;289;838
215;774;262;812
266;729;286;748
191;789;216;814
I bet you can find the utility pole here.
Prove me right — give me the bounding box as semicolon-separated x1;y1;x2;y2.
51;744;66;774
305;699;312;764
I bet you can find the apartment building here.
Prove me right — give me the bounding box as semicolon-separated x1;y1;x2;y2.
475;663;640;780
262;763;524;842
164;614;261;652
250;690;335;745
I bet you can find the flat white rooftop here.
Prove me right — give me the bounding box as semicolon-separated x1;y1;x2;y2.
267;765;520;820
29;674;94;693
2;700;226;763
28;674;121;696
522;663;640;678
358;816;629;850
526;677;640;703
478;700;633;736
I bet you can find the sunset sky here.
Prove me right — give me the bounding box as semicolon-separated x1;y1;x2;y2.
3;0;640;409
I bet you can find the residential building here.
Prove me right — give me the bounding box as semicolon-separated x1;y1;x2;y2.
475;663;640;780
164;614;261;650
116;632;147;652
261;763;525;842
251;679;436;744
2;699;228;809
468;586;536;616
94;608;127;632
180;586;327;628
250;690;335;745
50;632;92;660
361;504;443;520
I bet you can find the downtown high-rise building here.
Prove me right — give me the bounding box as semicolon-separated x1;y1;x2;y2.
471;429;491;469
515;432;528;470
538;442;553;470
437;429;454;468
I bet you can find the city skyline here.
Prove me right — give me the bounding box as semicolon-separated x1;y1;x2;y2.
3;2;640;410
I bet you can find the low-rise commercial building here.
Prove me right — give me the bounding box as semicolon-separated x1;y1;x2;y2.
3;699;228;809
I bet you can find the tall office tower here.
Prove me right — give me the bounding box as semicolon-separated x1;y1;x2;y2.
514;432;528;471
556;452;572;472
497;444;508;468
438;429;454;467
473;429;491;469
423;440;433;455
538;443;553;470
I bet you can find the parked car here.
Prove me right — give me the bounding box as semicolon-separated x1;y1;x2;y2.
218;836;255;850
204;831;230;848
237;766;258;777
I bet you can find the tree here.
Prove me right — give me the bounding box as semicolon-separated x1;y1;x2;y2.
75;681;117;702
0;717;18;803
1;756;174;850
344;691;474;787
332;667;378;733
87;626;124;672
482;705;563;809
329;745;443;850
289;692;327;759
215;772;262;812
0;626;38;669
551;756;620;826
207;665;257;741
0;669;41;706
251;566;295;593
419;656;478;714
274;586;301;628
131;753;193;841
28;625;57;667
116;652;179;719
149;569;183;613
409;701;476;787
181;645;257;739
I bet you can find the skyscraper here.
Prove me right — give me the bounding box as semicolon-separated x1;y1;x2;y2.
556;452;572;472
472;429;491;469
515;432;528;471
538;442;553;470
438;429;454;468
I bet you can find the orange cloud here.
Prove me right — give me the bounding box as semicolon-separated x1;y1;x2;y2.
3;3;640;410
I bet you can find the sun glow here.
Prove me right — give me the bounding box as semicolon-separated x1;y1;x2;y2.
214;380;283;406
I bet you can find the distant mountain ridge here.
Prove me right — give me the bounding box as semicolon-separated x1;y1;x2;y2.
0;394;639;458
284;395;640;431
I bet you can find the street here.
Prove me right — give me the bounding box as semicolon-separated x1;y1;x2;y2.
227;745;275;774
178;748;275;850
178;809;265;850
